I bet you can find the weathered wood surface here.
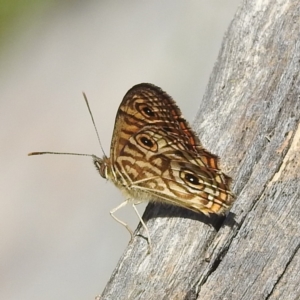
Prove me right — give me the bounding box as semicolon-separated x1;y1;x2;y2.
101;1;300;299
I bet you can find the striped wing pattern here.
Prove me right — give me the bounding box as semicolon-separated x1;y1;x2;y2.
98;83;234;214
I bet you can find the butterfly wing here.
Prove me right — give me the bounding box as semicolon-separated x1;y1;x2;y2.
110;83;203;162
110;83;233;214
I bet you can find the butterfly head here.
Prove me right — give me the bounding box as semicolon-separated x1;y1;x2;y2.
93;155;110;179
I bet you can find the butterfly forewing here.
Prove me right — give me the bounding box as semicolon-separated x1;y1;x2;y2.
110;84;203;162
104;83;234;214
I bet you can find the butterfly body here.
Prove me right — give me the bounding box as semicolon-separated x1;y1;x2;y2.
94;83;234;215
29;83;234;249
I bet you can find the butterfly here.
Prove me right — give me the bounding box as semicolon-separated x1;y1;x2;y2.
29;83;234;250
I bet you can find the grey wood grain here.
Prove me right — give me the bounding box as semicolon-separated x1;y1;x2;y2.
101;1;300;299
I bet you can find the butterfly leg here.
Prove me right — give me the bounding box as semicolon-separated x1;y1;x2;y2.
110;200;134;240
132;204;152;253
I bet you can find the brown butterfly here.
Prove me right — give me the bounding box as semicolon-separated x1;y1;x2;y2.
29;83;234;249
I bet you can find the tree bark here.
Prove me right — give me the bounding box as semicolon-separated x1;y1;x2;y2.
101;1;300;299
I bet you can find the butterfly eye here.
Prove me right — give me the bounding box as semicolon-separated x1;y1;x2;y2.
136;133;158;152
94;158;107;179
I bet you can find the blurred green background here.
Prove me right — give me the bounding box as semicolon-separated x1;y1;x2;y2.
0;1;241;299
1;0;54;55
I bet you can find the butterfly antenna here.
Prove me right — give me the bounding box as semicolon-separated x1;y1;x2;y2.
82;92;107;158
28;151;97;158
